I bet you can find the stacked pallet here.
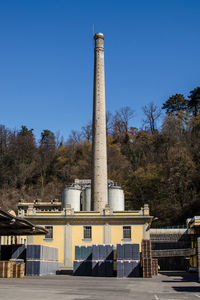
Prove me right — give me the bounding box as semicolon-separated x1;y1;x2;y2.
26;245;59;276
152;259;158;276
116;244;140;277
0;260;25;278
12;261;25;278
141;239;152;257
198;237;200;282
73;245;113;276
141;240;153;278
0;261;13;278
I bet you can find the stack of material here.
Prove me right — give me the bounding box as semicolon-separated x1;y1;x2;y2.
198;237;200;282
0;261;13;278
142;258;153;278
0;260;25;278
141;240;152;257
141;240;153;278
12;260;25;278
92;244;113;277
116;244;140;277
26;245;59;276
73;246;92;276
73;245;113;276
152;259;158;276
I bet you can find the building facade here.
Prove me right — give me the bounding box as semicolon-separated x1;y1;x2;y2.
17;200;152;268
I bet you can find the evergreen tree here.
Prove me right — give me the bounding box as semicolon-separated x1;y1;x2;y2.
188;87;200;116
162;94;189;113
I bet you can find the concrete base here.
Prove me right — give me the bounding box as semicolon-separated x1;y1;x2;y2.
56;267;73;275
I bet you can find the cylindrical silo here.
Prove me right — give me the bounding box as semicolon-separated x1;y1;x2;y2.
108;186;125;211
61;187;81;211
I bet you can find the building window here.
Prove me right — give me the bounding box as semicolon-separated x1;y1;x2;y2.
123;226;131;239
83;226;92;239
45;226;53;239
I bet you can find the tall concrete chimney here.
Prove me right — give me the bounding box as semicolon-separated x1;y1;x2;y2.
91;32;108;211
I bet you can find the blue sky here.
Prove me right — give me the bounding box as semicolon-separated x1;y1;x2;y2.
0;0;200;141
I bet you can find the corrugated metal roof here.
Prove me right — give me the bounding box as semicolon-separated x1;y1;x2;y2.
0;209;48;236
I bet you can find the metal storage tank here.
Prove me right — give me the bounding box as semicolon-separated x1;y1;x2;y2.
62;187;81;211
82;187;91;211
108;186;124;211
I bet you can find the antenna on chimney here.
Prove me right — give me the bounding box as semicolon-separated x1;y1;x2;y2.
92;24;95;37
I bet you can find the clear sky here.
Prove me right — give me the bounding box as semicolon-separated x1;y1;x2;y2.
0;0;200;141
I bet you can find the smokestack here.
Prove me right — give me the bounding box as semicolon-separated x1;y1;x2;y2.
91;32;108;211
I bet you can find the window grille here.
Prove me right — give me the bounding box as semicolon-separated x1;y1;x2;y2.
83;226;92;239
123;226;131;239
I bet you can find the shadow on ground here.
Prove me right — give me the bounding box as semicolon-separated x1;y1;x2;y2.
160;271;198;283
160;271;200;292
173;286;200;292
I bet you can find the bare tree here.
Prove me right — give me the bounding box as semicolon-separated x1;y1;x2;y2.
55;130;64;147
142;102;161;133
81;111;113;141
81;121;92;142
112;106;135;138
66;130;82;145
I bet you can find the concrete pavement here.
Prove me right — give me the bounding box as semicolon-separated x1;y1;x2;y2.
0;272;199;300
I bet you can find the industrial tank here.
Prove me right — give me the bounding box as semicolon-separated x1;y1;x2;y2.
108;186;124;211
82;187;91;211
62;187;81;211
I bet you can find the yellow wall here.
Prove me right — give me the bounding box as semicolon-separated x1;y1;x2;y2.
71;224;104;262
111;224;143;251
190;255;197;268
113;212;140;216
33;225;65;264
29;220;147;266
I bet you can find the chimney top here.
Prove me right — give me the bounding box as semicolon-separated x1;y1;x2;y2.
94;32;104;40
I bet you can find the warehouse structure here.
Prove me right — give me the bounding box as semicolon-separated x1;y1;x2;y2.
150;228;195;271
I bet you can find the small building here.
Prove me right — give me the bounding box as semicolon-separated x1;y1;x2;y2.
17;199;152;269
187;216;200;270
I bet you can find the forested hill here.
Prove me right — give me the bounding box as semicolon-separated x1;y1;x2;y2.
1;87;200;226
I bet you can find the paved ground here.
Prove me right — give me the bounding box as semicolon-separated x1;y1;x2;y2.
0;272;199;300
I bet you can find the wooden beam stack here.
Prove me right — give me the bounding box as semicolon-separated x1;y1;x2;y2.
0;261;25;278
141;240;153;278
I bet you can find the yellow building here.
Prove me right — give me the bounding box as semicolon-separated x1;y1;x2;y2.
17;200;152;269
187;216;200;269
